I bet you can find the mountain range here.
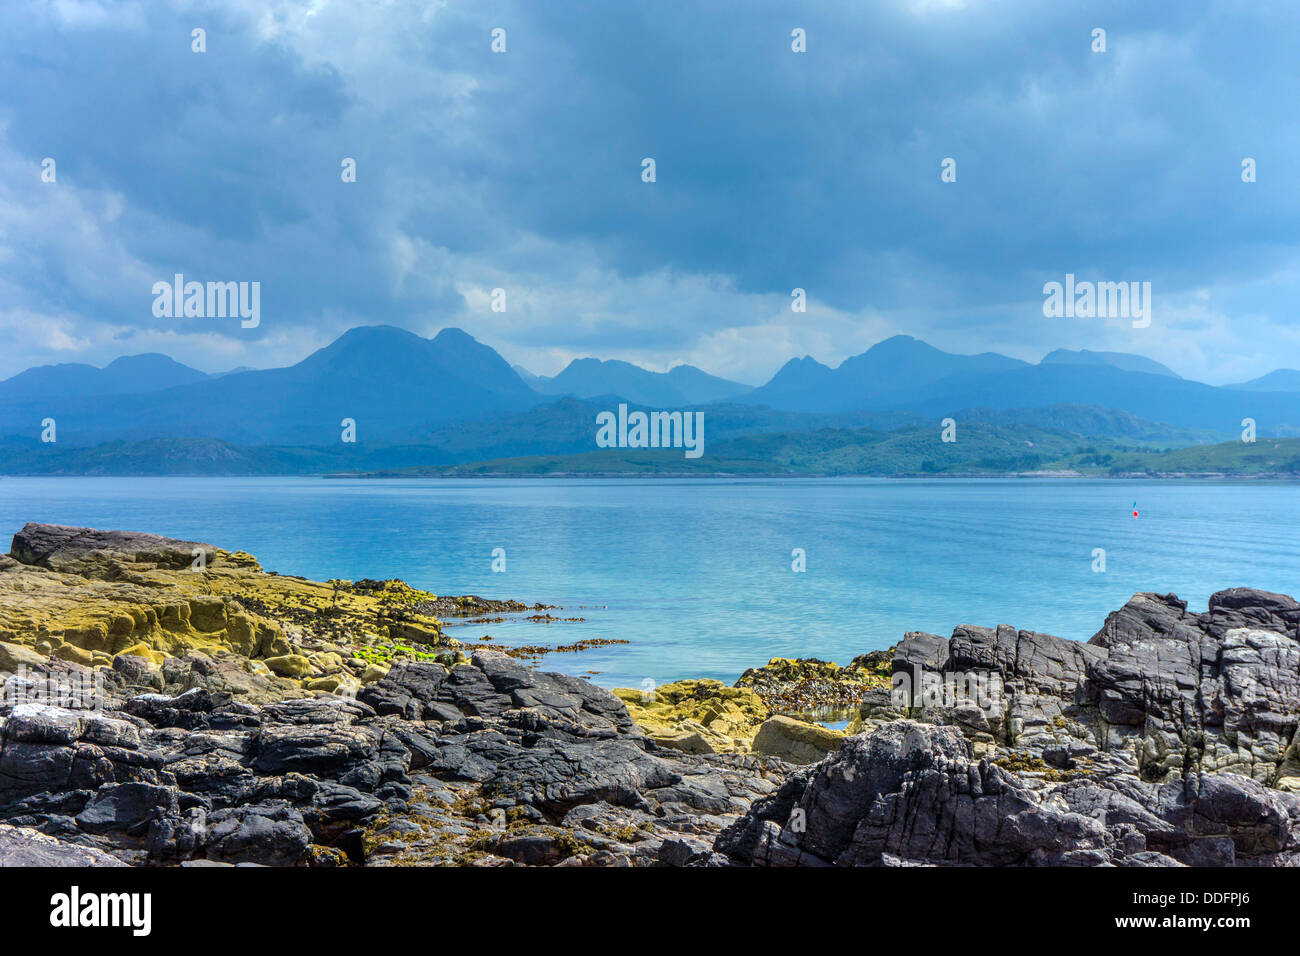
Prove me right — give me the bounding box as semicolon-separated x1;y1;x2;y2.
2;324;1299;473
734;335;1300;435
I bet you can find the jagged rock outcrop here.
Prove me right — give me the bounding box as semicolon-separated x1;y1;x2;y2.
0;524;796;866
1086;590;1300;785
717;720;1300;866
870;588;1300;789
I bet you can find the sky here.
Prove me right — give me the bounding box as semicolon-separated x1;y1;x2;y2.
1;0;1298;385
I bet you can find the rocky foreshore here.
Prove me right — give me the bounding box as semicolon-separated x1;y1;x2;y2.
3;522;1300;867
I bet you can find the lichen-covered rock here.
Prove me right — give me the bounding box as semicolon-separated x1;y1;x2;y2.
612;679;768;754
751;715;844;764
0;641;45;673
263;654;316;678
0;523;459;703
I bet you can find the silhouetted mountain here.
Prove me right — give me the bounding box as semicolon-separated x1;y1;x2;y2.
747;355;834;410
0;326;541;446
533;357;750;406
0;353;208;402
743;335;1029;412
1228;369;1300;392
1040;348;1180;378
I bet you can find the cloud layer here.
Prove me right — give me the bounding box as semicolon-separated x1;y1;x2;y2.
2;0;1298;384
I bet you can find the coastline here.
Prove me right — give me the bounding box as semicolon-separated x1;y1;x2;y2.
4;521;1300;867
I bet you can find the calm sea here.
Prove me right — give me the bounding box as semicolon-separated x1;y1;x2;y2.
1;477;1295;690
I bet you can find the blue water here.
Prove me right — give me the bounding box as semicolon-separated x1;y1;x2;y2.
0;477;1296;690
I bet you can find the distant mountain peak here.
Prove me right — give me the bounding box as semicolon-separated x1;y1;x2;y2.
104;352;183;369
432;326;479;346
333;324;426;344
1227;368;1300;392
785;355;831;369
1040;348;1181;379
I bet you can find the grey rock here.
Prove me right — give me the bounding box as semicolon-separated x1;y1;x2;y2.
75;782;177;835
718;718;1300;867
204;803;311;866
883;588;1300;786
10;522;217;572
358;662;448;720
0;824;127;866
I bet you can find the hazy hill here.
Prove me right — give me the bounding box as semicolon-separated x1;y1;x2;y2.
0;326;542;446
1039;348;1181;378
0;400;1223;476
532;357;750;406
0;354;208;402
351;430;1300;479
742;335;1030;412
1228;369;1300;392
362;426;1300;479
907;364;1300;435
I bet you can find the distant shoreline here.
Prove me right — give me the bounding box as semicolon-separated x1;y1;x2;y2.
3;470;1298;481
321;470;1300;481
